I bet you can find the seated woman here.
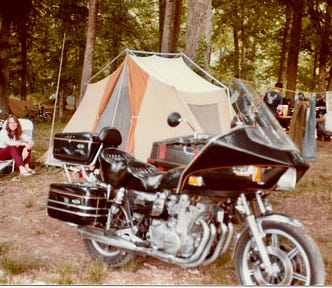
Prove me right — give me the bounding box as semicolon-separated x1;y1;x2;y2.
0;114;34;176
317;115;332;141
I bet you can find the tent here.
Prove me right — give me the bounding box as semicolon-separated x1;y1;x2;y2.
44;49;234;165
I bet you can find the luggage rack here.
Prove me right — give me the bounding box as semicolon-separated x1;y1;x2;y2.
53;126;123;184
61;146;102;184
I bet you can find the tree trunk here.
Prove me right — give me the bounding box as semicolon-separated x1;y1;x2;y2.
159;0;166;51
327;65;332;92
185;0;212;69
307;0;331;96
0;18;12;113
233;26;240;78
285;0;303;103
79;0;98;102
278;7;292;84
18;19;28;100
160;0;182;53
317;1;331;96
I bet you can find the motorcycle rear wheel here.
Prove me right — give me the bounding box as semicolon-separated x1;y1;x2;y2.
234;221;325;285
84;238;134;267
83;206;135;267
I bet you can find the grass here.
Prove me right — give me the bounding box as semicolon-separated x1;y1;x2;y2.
54;260;75;284
0;242;42;280
86;259;107;284
0;117;331;285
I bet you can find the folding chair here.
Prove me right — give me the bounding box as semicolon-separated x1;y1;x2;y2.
0;118;34;175
0;159;15;174
19;118;34;139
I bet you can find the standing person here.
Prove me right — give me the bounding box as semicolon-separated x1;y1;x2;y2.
0;114;35;176
235;89;253;125
263;82;284;115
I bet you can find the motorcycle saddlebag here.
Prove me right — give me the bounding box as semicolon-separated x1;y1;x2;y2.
53;132;101;164
46;183;108;225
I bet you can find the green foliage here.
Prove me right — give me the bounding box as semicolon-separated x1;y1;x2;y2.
2;0;332;105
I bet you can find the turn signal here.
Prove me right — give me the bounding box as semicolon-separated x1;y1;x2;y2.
188;176;204;186
252;166;263;183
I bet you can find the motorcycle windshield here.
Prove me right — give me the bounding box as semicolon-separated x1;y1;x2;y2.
228;79;298;152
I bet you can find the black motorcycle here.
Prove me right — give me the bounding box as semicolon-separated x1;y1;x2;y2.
46;79;325;285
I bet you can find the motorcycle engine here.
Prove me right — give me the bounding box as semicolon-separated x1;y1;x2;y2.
148;194;211;256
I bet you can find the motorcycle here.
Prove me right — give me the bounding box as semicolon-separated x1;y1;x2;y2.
24;104;53;122
46;79;325;285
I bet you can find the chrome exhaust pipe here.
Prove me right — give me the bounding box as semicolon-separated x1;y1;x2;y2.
78;227;140;252
79;218;213;268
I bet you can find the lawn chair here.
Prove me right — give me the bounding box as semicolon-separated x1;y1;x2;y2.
0;118;34;175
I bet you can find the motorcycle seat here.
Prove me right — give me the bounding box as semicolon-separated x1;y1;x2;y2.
99;148;134;186
127;160;164;191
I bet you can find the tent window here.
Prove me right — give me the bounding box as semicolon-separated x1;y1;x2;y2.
188;103;221;134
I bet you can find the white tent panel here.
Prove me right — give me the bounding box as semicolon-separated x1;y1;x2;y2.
63;75;111;133
131;55;221;93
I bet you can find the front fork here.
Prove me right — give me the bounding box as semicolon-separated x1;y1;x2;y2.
235;191;273;272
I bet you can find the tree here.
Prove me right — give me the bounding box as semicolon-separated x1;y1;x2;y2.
0;16;11;112
285;0;304;102
308;0;332;96
15;0;33;100
0;0;32;111
1;0;332;113
278;5;292;84
57;0;88;110
80;0;98;102
185;0;212;69
160;0;182;53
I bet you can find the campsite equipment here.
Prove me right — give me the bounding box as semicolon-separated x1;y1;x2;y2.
46;78;325;285
42;49;233;166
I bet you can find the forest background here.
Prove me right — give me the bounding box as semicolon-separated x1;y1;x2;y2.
0;0;332;116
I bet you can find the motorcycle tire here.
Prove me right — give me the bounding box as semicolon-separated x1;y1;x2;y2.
83;206;135;267
84;238;134;267
44;112;53;122
234;220;325;285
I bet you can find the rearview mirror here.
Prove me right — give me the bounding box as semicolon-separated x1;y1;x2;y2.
167;112;181;127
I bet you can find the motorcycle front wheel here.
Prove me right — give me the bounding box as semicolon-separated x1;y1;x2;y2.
83;206;135;267
234;221;325;285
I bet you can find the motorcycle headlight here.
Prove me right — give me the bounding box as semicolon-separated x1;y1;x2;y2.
276;168;297;190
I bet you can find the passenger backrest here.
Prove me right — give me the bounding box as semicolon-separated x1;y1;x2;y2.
98;127;122;148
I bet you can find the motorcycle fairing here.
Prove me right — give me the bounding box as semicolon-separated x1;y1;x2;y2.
175;125;309;195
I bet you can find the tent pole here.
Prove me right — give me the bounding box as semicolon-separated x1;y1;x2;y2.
46;33;66;165
180;53;229;93
88;48;128;82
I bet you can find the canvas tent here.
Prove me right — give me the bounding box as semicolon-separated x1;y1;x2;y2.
44;49;233;165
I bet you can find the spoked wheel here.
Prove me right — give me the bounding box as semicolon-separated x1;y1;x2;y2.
44;112;53;122
83;206;135;267
234;221;325;285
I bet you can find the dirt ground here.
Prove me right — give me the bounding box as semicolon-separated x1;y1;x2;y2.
0;141;331;285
